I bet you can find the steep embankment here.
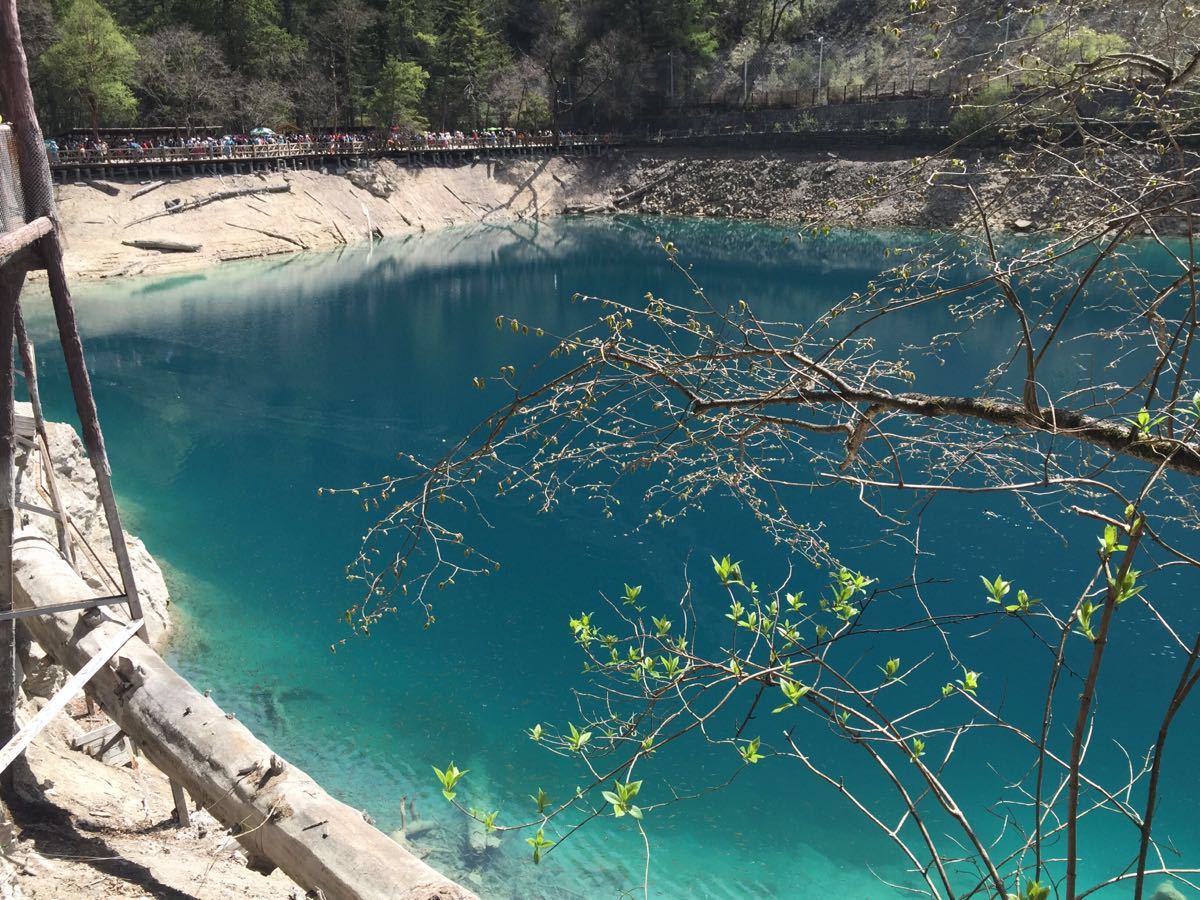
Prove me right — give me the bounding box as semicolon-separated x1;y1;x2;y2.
53;146;1102;281
56;156;622;280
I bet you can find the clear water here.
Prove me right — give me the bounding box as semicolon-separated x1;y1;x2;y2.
21;218;1200;899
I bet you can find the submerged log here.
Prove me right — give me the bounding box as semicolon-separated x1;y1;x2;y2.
12;532;476;900
120;239;202;253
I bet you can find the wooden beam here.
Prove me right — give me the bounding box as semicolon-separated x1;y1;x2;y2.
0;618;141;776
16;315;75;567
0;265;19;790
0;217;51;262
0;593;126;622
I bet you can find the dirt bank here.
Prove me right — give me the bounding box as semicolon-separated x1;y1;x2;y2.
54;155;622;280
52;146;1091;282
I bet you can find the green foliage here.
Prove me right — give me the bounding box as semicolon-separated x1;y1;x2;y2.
909;737;926;761
737;736;765;764
369;57;430;131
948;80;1011;143
432;761;468;801
982;574;1039;614
601;780;644;819
43;0;138;133
516;93;551;130
565;722;592;751
772;677;810;713
712;554;743;585
526;827;554;863
1008;879;1051;900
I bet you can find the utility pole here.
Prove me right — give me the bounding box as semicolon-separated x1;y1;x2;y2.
669;51;674;104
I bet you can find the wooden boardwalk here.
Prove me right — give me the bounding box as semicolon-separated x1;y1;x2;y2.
48;136;616;181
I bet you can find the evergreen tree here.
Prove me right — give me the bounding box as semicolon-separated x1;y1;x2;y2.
368;56;429;130
434;0;507;129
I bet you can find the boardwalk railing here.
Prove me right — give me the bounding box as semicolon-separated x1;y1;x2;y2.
47;135;610;169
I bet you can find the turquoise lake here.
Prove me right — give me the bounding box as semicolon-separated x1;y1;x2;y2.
21;218;1200;898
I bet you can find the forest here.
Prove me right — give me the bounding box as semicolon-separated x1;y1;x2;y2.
14;0;1047;136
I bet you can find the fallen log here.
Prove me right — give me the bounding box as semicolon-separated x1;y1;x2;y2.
611;164;679;208
85;180;121;197
13;532;476;900
120;239;202;253
130;180;166;200
126;182;291;227
225;221;308;250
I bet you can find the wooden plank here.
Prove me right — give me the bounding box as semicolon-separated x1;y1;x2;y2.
0;618;141;776
70;720;119;750
129;180;166;200
16;499;56;518
0;593;126;622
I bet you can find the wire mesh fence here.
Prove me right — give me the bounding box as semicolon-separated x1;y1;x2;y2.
0;125;26;234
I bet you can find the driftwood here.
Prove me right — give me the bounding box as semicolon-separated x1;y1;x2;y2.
225;221;308;250
126;183;291;227
121;239;202;253
13;534;476;900
84;180;121;197
130;180;166;200
563;166;677;215
611;164;679;208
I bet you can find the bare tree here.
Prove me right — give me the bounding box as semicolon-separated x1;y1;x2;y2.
135;26;231;133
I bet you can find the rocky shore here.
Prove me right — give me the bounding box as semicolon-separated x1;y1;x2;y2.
51;145;1097;283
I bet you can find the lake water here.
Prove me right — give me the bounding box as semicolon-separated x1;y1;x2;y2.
21;218;1200;898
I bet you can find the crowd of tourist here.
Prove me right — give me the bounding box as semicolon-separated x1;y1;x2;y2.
45;127;601;164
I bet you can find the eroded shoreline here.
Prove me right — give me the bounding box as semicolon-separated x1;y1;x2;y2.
51;146;1089;283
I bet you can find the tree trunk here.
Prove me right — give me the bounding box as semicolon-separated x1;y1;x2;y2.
12;532;476;900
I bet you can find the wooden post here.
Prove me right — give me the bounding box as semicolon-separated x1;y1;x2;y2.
14;312;74;567
0;267;18;791
0;0;145;640
170;778;191;826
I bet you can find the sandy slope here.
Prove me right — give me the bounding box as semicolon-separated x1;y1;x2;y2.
54;156;620;281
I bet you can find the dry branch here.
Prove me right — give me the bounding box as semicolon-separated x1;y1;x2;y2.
126;183;291;227
129;180;167;200
225;221;308;249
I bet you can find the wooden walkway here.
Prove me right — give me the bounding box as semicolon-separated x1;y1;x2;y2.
48;136;616;181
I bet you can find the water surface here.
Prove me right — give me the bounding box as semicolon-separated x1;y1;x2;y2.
22;218;1200;898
